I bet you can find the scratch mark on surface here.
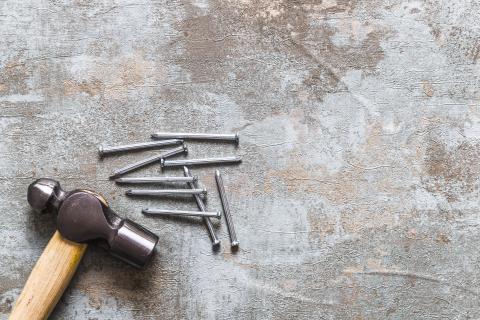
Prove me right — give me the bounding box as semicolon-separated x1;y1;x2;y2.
346;160;393;171
246;279;336;306
345;269;480;297
251;141;296;148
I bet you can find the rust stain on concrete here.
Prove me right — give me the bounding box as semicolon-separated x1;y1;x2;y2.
435;233;451;244
421;80;434;97
0;56;31;95
64;79;104;96
423;141;480;202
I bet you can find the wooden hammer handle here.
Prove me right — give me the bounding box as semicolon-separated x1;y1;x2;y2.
9;231;87;320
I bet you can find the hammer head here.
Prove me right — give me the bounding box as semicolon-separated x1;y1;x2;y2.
27;178;66;212
27;178;159;268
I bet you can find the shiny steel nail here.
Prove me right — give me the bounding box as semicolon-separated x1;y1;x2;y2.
215;170;239;247
109;144;187;179
98;139;183;157
183;166;220;248
142;208;221;219
126;188;207;197
152;132;239;144
115;176;197;184
161;156;241;168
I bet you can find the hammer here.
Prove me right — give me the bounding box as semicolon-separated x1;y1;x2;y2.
9;178;159;320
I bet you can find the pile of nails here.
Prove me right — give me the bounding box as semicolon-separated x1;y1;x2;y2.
99;132;240;249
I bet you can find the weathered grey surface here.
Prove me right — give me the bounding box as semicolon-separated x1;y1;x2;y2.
1;0;480;319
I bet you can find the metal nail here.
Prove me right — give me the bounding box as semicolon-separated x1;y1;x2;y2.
109;143;187;179
115;176;197;184
126;188;207;197
183;166;220;248
142;208;221;219
152;132;239;144
161;156;241;168
215;170;239;248
98;139;183;157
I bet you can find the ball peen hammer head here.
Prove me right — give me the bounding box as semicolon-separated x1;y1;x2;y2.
27;178;159;268
27;178;66;212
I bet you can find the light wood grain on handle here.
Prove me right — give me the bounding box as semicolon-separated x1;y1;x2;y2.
9;231;87;320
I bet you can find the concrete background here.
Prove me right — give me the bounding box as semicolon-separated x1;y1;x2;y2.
1;0;480;319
